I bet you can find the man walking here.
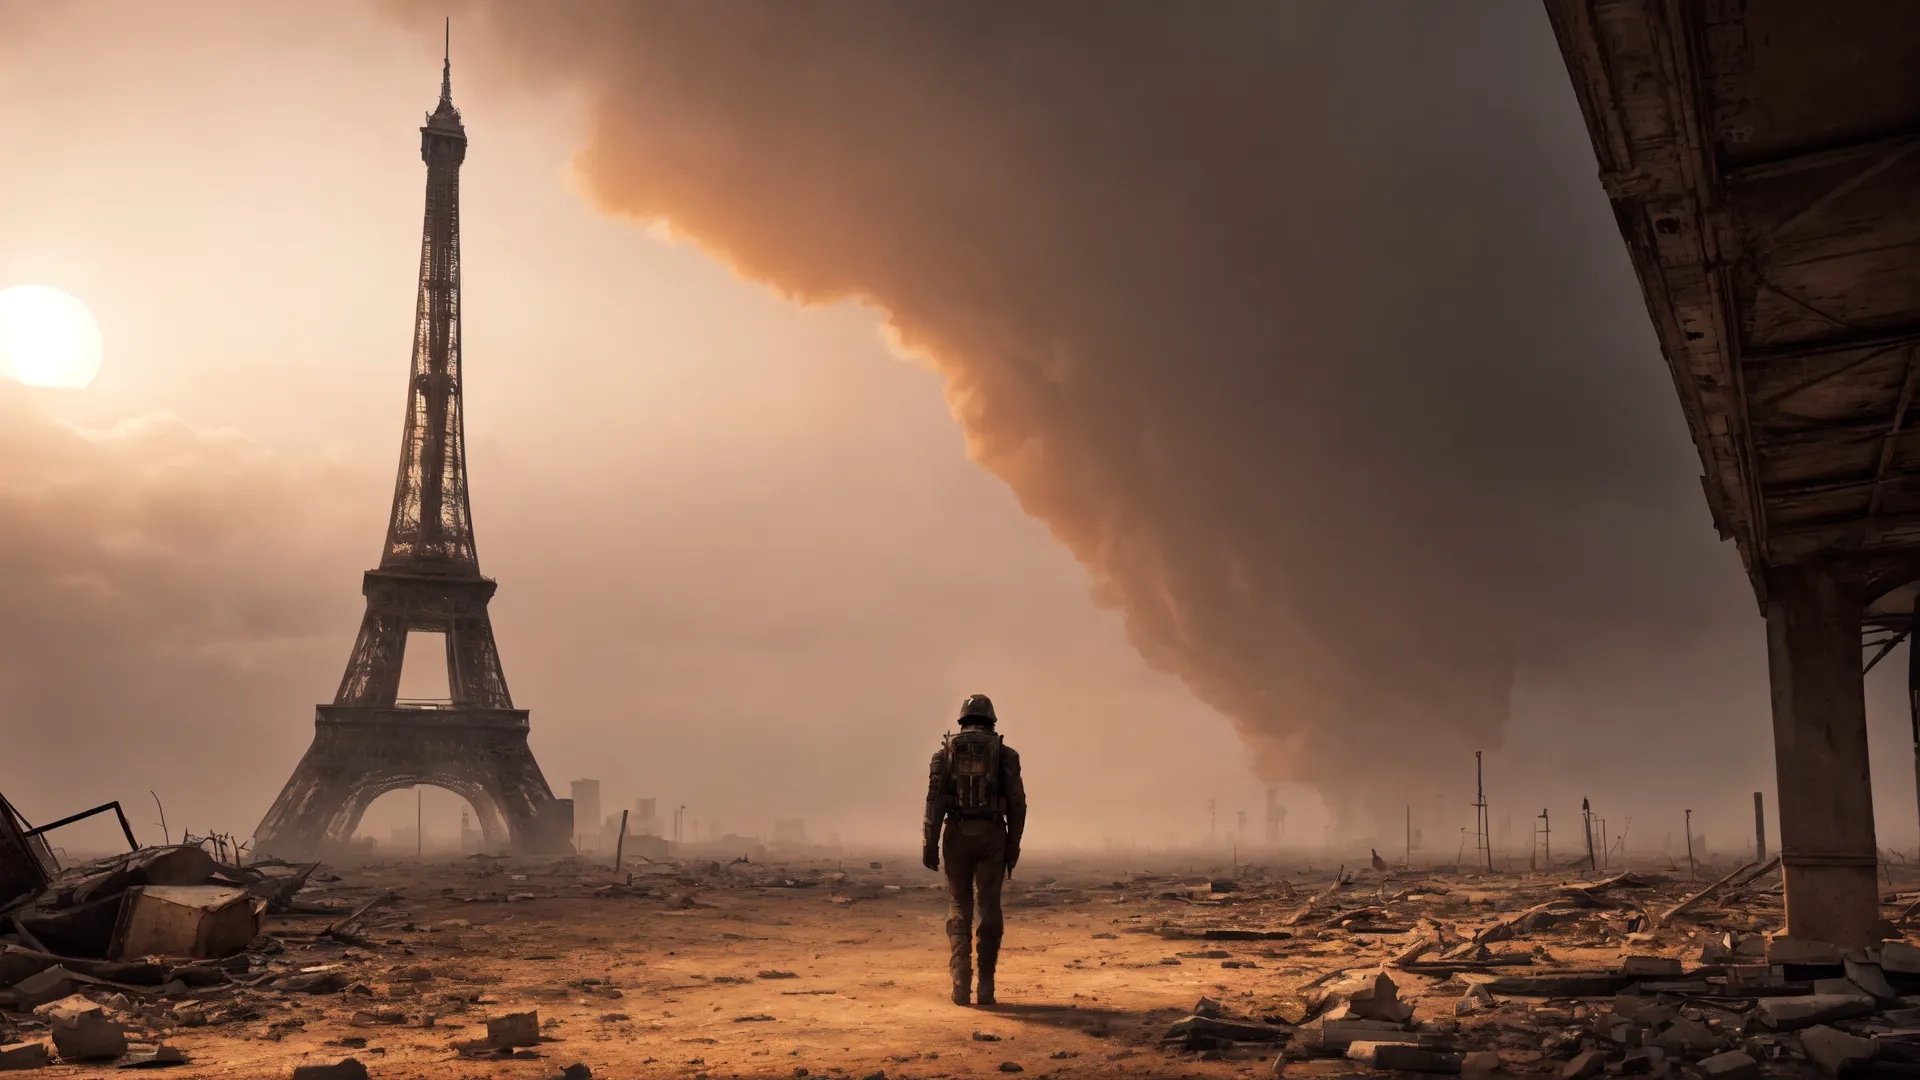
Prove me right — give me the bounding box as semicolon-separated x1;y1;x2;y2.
923;693;1027;1007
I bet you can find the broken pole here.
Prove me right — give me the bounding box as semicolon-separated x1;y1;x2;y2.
1685;809;1695;879
1538;808;1550;870
415;786;422;857
1755;791;1767;862
614;808;629;871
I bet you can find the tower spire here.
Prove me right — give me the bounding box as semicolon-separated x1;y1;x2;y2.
440;17;452;106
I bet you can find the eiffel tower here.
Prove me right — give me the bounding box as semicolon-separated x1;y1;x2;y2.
253;33;572;858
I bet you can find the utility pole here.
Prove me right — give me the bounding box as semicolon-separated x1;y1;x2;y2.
1538;808;1550;869
416;786;423;857
1581;797;1596;872
1406;804;1412;869
1754;792;1767;862
1685;808;1696;879
614;809;629;872
1473;751;1492;872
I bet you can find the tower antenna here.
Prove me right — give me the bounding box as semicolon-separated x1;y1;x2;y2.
440;17;452;104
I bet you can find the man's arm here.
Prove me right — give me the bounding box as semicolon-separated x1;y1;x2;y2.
1002;745;1027;870
922;747;947;870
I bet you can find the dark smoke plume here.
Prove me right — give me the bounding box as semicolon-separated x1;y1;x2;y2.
409;1;1737;828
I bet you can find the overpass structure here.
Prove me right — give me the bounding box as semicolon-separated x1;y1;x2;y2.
1545;0;1920;947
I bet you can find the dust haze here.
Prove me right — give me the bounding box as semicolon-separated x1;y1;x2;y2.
3;0;1917;856
393;0;1875;839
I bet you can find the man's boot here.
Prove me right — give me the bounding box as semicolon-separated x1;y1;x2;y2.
976;936;999;1007
948;926;971;1006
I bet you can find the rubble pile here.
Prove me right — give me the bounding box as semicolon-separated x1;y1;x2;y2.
1141;860;1920;1076
0;842;325;1069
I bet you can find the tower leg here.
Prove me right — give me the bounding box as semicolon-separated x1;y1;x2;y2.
1765;562;1880;948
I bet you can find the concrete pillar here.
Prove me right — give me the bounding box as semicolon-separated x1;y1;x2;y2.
1754;791;1766;862
1909;599;1920;852
1765;561;1880;947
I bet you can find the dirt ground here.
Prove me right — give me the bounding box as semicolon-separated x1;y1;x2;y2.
9;850;1914;1079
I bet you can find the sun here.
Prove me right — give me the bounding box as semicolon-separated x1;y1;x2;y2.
0;284;103;389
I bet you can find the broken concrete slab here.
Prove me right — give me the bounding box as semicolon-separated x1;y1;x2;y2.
1485;972;1634;997
1163;1015;1291;1046
1619;956;1682;977
1346;1041;1461;1073
1798;1025;1873;1076
117;1043;188;1068
47;998;127;1062
486;1010;541;1048
1843;957;1899;1003
289;1059;370;1080
1766;937;1844;966
111;886;264;961
1561;1048;1608;1079
1695;1050;1758;1080
1754;993;1877;1030
1651;1016;1722;1054
0;1042;49;1072
1880;941;1920;975
1326;969;1414;1023
0;965;110;1010
1460;1050;1500;1074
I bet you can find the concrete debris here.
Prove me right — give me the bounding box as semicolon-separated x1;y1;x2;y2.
1797;1025;1874;1076
1753;993;1878;1030
1561;1048;1608;1079
0;1042;50;1072
289;1059;370;1080
117;1042;189;1068
6;845;1918;1075
1881;940;1920;974
1619;955;1681;977
485;1010;541;1048
1326;968;1414;1022
1695;1050;1758;1080
1765;937;1844;966
112;886;265;961
1347;1040;1461;1073
46;997;128;1061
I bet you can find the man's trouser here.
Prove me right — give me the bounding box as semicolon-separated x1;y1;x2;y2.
941;817;1007;1003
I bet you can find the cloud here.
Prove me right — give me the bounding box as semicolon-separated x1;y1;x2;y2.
391;0;1748;829
0;387;362;837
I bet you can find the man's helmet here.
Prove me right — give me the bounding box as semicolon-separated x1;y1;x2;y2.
958;693;997;723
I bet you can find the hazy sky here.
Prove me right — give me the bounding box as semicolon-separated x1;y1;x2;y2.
2;0;1916;858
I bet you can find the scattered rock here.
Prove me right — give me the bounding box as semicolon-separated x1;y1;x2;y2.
553;1065;591;1080
289;1060;371;1080
998;1064;1023;1073
971;1032;1002;1042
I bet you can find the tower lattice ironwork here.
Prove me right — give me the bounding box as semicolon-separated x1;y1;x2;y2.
253;33;572;858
